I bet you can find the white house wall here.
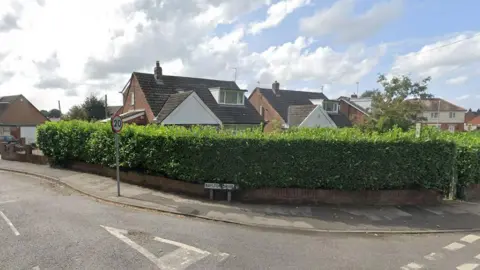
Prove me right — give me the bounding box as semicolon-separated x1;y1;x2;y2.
421;111;465;124
162;93;222;125
299;106;337;128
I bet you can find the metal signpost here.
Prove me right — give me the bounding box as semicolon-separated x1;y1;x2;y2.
111;115;123;196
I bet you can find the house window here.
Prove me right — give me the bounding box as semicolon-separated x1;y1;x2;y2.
448;125;455;133
219;90;244;105
449;112;456;118
260;105;264;116
323;101;338;113
131;92;135;106
431;112;439;119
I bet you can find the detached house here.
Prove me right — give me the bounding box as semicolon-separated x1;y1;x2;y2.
413;98;467;132
248;81;351;131
116;61;262;129
0;95;49;144
337;95;371;125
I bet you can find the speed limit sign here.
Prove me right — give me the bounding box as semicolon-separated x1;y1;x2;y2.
111;115;123;133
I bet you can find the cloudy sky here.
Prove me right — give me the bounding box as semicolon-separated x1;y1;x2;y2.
0;0;479;112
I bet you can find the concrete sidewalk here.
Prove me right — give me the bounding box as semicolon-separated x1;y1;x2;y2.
1;159;480;233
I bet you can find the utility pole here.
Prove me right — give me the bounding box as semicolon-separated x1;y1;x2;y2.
58;100;61;114
105;94;108;119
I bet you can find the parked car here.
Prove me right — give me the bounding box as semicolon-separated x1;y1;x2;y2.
0;135;19;144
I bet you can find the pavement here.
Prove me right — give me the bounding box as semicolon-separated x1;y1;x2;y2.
4;165;480;269
1;159;480;234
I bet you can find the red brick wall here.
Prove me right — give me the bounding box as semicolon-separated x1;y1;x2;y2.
121;75;155;123
339;100;366;125
248;89;285;132
0;96;48;125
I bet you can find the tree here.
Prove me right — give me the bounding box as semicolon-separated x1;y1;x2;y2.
360;90;378;98
40;110;49;118
48;109;62;118
83;94;106;121
65;105;88;120
361;74;433;132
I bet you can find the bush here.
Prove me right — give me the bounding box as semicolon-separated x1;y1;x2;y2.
37;121;457;191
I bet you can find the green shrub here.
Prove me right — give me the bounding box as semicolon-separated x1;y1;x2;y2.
37;121;457;191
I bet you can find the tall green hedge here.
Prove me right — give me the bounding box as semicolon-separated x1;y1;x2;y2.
37;121;457;191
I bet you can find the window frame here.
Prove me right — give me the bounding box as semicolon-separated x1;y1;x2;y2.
449;112;456;118
131;92;135;106
431;112;439;119
218;90;244;105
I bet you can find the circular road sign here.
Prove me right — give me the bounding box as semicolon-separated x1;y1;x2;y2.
111;115;123;133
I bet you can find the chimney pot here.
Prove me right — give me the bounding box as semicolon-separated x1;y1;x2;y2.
272;80;280;95
351;94;358;98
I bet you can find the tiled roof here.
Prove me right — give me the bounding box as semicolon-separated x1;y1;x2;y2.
338;97;370;116
410;98;466;111
107;106;122;116
288;105;316;126
256;87;327;122
287;105;352;128
155;91;193;123
469;115;480;125
0;95;21;117
133;72;262;125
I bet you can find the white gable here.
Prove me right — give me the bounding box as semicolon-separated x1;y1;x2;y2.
161;93;222;125
299;105;337;128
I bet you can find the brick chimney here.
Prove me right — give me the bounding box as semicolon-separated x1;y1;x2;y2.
154;61;163;84
272;80;280;95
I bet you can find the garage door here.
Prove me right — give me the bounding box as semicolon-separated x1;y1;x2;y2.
20;126;37;145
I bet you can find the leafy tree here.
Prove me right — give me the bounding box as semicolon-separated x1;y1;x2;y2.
83;94;106;121
40;110;49;117
360;90;378;98
361;74;433;132
48;109;62;118
65;105;88;120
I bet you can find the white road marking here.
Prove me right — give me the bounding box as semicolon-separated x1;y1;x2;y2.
0;200;16;205
457;263;479;270
444;242;466;251
420;207;444;215
101;226;164;268
424;252;443;261
401;262;423;269
32;266;40;270
475;254;480;260
461;234;480;244
154;236;210;255
0;211;20;236
103;226;228;269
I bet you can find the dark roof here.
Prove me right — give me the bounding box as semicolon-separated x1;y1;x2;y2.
288;105;316;126
256;88;327;122
156;91;194;123
107;106;122;116
328;113;352;128
409;98;466;111
133;72;262;125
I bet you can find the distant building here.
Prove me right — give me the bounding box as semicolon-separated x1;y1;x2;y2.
413;98;467;132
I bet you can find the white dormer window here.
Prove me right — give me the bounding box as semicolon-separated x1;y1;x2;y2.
310;99;324;105
323;101;338;113
209;87;245;105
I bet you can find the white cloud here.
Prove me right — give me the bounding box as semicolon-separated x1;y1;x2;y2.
299;0;403;42
392;32;480;79
249;0;310;35
457;94;470;101
446;76;468;85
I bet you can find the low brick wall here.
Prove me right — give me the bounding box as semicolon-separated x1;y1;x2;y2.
66;161;441;205
0;143;48;165
238;188;442;206
68;162;207;197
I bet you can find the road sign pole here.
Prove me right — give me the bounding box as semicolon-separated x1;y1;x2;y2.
115;133;120;197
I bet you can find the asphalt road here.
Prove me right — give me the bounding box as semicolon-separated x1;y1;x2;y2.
2;171;480;270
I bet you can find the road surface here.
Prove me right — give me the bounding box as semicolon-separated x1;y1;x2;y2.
1;171;480;269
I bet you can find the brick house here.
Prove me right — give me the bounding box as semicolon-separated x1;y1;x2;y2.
248;81;351;131
337;95;371;125
412;98;467;132
116;61;262;129
0;95;49;144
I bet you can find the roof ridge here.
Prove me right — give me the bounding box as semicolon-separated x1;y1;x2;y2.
133;71;235;83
